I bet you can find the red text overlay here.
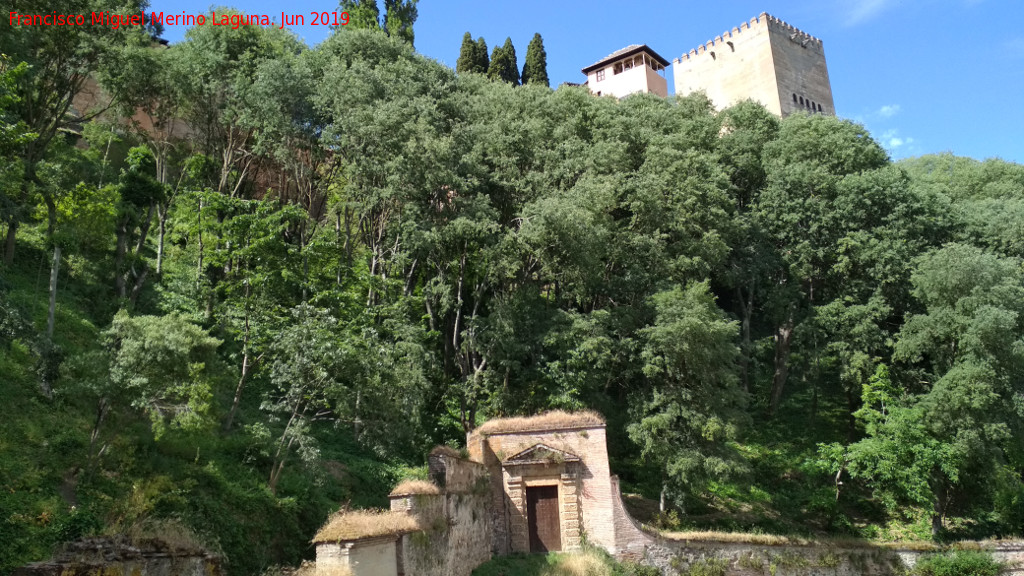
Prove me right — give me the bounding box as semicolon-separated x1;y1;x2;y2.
8;10;350;30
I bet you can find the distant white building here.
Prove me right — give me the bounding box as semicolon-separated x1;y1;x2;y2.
582;44;670;99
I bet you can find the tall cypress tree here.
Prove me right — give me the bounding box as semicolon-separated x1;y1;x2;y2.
521;33;550;87
475;37;489;72
457;32;479;74
502;37;520;85
340;0;418;45
340;0;381;30
487;44;512;84
383;0;418;46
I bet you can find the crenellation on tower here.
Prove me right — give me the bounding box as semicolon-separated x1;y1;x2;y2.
671;12;835;117
583;12;835;117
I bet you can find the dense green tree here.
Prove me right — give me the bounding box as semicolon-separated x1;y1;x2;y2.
823;244;1024;536
488;38;520;85
102;310;222;439
114;146;164;305
383;0;418;46
521;33;549;87
629;282;748;506
457;32;481;74
340;0;381;29
0;0;148;265
503;37;520;85
0;57;34;159
340;0;418;45
475;36;490;72
259;304;345;493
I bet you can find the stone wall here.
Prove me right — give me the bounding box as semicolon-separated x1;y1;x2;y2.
398;454;492;576
639;538;1024;576
672;13;834;117
609;476;657;560
13;537;221;576
765;16;835;117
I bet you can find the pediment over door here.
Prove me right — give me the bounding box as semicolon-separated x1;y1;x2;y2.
502;444;581;467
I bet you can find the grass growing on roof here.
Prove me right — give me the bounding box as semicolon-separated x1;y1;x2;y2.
475;410;605;435
312;510;423;543
389;479;441;496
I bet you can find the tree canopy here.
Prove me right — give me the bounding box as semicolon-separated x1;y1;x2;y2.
0;18;1023;576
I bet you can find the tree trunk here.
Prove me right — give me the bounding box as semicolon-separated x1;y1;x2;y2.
931;482;946;538
196;197;204;288
846;387;859;443
89;398;109;466
225;288;253;431
46;245;61;339
224;349;250;431
156;204;168;276
4;220;17;266
768;317;794;417
114;217;129;298
736;286;754;393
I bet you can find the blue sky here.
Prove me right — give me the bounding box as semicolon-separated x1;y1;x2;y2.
157;0;1024;163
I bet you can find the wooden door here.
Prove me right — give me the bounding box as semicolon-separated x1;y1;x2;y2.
527;485;561;552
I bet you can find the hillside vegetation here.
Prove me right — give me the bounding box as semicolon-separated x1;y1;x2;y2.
2;12;1023;576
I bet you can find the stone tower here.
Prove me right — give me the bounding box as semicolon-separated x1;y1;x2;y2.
673;13;835;117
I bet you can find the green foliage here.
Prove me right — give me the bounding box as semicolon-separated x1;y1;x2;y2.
910;551;1004;576
103;311;222;438
629;282;748;495
457;32;481;74
340;0;418;45
522;33;549;87
488;38;520;84
2;12;1024;576
475;37;490;71
683;558;728;576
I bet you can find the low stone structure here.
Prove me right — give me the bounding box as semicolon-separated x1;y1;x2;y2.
13;536;221;576
466;410;652;557
311;411;1024;576
644;537;1024;576
312;448;491;576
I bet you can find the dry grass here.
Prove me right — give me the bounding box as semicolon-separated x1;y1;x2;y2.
389;479;441;496
662;530;807;546
475;410;605;435
660;530;942;551
312;509;423;543
545;551;611;576
430;445;463;459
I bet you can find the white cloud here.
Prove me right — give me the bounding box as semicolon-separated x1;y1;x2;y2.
844;0;893;25
881;129;914;150
878;104;901;118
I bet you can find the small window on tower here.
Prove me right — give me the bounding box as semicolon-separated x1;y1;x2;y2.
817;103;823;112
799;96;804;105
596;69;605;82
793;94;797;103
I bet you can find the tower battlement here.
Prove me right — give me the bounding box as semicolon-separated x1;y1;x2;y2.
675;13;823;64
671;12;835;117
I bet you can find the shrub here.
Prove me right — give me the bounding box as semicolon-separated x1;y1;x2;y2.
910;550;1004;576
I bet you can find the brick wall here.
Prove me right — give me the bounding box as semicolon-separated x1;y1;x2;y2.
468;425;617;552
